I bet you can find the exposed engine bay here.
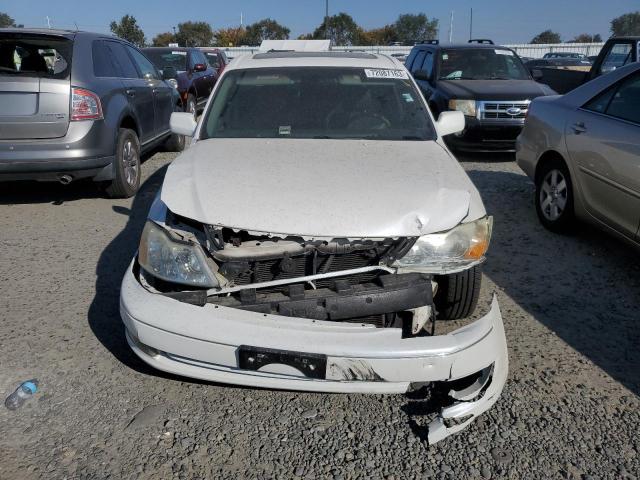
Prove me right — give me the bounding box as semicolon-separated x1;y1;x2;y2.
138;213;439;335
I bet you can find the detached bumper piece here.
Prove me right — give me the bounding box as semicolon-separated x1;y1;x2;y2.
121;261;509;444
207;273;432;327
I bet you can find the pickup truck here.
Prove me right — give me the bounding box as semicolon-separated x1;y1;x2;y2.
535;37;639;94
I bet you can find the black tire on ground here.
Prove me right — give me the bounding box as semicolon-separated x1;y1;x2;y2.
534;157;575;233
165;104;186;152
434;266;482;320
105;128;141;198
186;94;197;118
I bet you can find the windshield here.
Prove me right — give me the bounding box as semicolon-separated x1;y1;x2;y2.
0;34;72;79
439;48;530;80
144;49;188;72
201;67;436;141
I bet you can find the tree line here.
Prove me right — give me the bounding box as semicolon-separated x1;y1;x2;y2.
1;10;639;47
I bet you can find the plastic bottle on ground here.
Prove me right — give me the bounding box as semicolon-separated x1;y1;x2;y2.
4;380;38;410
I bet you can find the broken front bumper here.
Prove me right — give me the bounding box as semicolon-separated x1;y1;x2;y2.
120;262;508;443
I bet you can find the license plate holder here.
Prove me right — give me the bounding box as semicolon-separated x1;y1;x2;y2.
238;345;327;380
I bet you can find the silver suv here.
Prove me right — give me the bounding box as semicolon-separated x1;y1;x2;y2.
0;28;184;197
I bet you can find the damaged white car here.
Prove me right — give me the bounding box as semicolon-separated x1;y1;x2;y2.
120;51;508;443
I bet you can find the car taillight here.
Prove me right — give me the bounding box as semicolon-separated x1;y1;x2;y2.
71;87;103;121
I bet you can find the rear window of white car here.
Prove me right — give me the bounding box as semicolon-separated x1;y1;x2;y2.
201;67;436;141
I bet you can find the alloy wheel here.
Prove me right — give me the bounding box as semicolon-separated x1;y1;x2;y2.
122;139;139;187
539;169;568;221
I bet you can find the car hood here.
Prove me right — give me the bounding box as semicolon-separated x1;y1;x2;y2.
161;138;486;238
437;79;555;99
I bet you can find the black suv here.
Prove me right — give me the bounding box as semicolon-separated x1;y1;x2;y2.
142;47;216;116
405;40;556;152
0;29;184;197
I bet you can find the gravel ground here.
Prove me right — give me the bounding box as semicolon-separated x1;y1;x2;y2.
0;150;639;480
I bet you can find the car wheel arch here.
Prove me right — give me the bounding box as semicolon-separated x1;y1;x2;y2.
119;114;140;141
535;150;568;184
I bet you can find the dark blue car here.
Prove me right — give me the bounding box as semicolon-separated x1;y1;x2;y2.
143;47;217;116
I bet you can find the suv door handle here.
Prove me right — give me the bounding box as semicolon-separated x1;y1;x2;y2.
572;122;587;134
126;89;136;98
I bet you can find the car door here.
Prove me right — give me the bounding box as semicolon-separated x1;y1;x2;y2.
106;41;155;144
190;50;214;106
126;45;173;137
565;70;640;239
592;40;636;79
413;50;435;100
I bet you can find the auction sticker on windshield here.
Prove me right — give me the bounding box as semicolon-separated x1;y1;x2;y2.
364;69;409;79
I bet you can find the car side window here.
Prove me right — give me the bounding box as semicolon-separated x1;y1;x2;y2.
602;72;640;124
106;42;139;79
411;50;427;73
92;41;119;77
421;51;434;78
599;43;633;75
127;46;159;80
404;49;418;69
584;71;640;124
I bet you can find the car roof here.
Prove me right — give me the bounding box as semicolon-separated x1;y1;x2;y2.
142;46;195;52
414;43;513;51
227;51;402;71
0;28;133;43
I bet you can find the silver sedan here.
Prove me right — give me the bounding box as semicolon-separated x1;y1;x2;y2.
516;63;640;248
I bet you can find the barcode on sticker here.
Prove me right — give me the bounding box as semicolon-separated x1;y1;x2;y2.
364;69;409;79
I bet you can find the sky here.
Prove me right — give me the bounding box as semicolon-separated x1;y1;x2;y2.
5;0;639;44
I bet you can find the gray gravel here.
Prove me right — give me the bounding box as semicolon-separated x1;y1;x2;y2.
1;150;639;479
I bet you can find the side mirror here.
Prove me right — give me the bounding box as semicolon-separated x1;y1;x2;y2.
170;112;197;137
531;69;543;81
162;66;178;80
436;111;465;137
413;69;431;81
193;63;207;72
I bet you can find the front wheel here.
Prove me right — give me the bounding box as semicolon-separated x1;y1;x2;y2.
535;158;575;233
106;128;141;198
434;266;482;320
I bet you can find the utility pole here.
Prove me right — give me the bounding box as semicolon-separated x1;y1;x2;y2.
469;8;473;41
448;11;454;44
46;16;51;29
325;0;329;40
240;12;243;27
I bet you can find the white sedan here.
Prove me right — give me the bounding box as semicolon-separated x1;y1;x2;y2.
517;62;640;247
120;51;508;444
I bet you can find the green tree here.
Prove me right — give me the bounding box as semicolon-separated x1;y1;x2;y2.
175;21;214;47
110;14;146;47
214;27;246;47
530;30;562;44
244;18;290;46
394;13;438;44
567;33;603;43
611;11;640;36
0;12;16;27
360;25;397;46
312;12;362;45
152;32;177;47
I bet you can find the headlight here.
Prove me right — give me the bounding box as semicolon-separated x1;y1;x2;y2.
138;221;218;288
167;78;178;89
448;99;477;117
393;216;493;273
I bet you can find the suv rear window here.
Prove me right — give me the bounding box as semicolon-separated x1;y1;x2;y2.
0;33;72;79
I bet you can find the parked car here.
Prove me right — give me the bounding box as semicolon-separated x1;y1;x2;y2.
142;47;216;116
405;39;556;152
0;28;183;197
199;48;229;77
120;51;508;444
517;62;640;247
543;52;589;60
534;37;639;94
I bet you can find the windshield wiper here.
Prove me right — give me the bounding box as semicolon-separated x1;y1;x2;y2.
402;135;424;140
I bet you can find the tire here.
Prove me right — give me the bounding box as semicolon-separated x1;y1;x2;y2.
165;104;186;152
434;266;482;320
106;128;141;198
535;157;575;233
185;94;197;118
